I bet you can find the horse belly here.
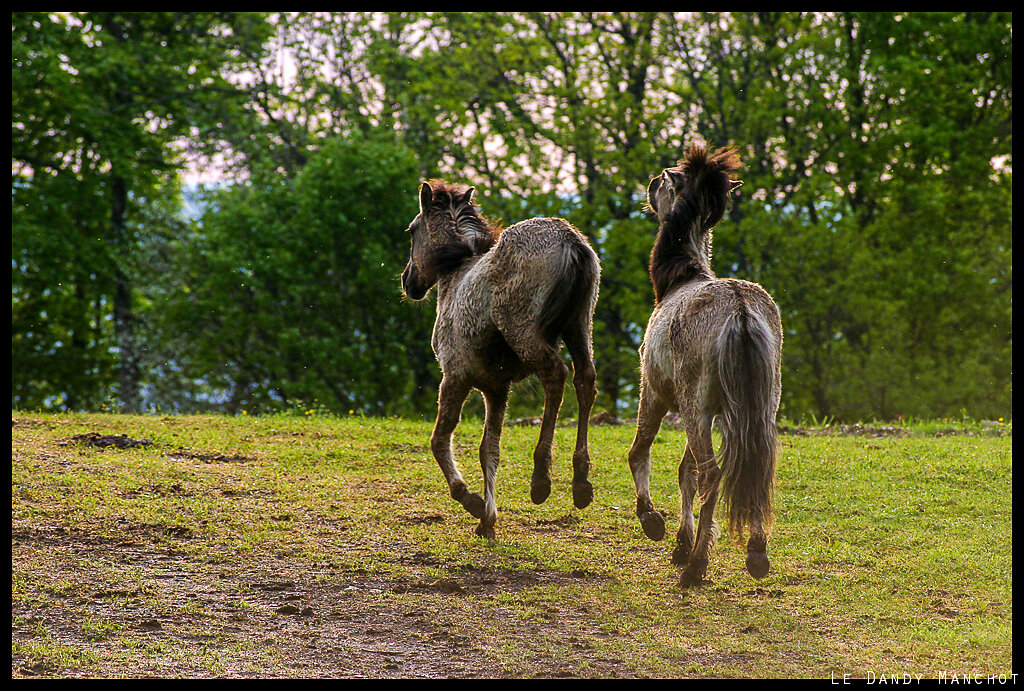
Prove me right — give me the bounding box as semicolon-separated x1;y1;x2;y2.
472;327;530;385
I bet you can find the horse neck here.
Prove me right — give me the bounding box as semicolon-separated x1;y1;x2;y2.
684;223;715;273
650;217;716;302
434;256;479;308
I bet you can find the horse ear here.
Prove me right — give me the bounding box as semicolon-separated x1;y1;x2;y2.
419;182;433;212
665;168;686;191
646;175;663;214
458;186;475;207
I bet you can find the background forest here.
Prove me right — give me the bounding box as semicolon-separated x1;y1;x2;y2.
11;12;1013;423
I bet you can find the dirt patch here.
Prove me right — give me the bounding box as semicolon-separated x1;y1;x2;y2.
12;415;1016;678
776;423;910;438
166;450;256;464
11;520;623;679
12;424;625;680
60;432;156;449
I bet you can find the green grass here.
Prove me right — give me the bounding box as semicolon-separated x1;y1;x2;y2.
11;411;1012;678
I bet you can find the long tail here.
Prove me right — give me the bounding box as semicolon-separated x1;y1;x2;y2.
537;240;600;347
714;303;780;541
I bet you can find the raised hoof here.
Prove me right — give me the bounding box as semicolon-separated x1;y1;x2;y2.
572;479;593;509
639;510;666;541
531;476;551;505
746;551;771;579
459;492;486;520
474;522;496;540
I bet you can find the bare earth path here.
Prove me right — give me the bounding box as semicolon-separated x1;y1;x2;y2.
13;521;622;677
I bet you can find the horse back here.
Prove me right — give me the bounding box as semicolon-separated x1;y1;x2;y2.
489;217;594;268
431;218;598;386
642;278;781;412
488;218;599;343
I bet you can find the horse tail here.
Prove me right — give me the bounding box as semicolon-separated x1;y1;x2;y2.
537;238;600;347
714;297;780;542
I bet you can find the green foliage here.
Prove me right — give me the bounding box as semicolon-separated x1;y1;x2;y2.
347;11;1011;420
11;12;272;411
12;413;1013;677
144;133;437;416
12;167;116;410
11;12;1012;422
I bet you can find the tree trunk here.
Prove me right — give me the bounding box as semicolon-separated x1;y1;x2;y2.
111;174;140;413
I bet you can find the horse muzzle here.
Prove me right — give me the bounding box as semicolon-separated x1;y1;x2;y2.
401;262;429;301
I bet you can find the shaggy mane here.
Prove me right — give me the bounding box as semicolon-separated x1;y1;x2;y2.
648;144;741;303
424;178;502;254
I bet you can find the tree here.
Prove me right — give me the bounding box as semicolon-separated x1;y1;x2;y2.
12;11;272;411
145;133;435;415
14;11;1011;422
645;12;1012;420
270;11;1011;420
356;12;680;413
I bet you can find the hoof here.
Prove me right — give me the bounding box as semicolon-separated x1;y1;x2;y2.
671;537;692;567
475;522;496;539
679;560;707;588
460;492;486;519
531;476;551;505
746;551;770;579
678;569;705;589
639;510;666;541
572;479;593;509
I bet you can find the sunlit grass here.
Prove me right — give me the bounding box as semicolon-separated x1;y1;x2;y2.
11;411;1012;678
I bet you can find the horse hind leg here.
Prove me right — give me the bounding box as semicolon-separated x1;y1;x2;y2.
431;376;485;521
745;523;771;579
562;324;597;509
528;347;568;505
492;318;570;506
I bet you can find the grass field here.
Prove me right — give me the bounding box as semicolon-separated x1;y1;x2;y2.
11;412;1012;679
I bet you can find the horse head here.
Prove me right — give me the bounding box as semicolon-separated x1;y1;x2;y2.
401;180;491;301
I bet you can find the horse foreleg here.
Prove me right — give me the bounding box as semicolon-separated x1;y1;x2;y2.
679;419;720;587
672;445;698;566
627;386;669;541
431;377;484;520
476;385;509;539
